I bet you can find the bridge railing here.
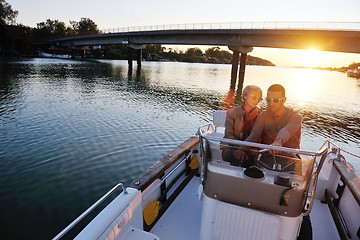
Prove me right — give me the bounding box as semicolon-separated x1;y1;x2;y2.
101;21;360;34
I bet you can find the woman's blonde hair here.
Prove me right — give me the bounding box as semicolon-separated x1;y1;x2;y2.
242;85;262;99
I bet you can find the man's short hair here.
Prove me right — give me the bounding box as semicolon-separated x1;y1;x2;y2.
242;85;262;97
268;84;285;97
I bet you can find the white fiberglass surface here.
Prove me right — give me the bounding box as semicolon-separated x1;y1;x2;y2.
150;176;202;240
149;177;340;240
310;199;340;240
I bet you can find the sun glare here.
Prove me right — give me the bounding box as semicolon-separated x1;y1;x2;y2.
299;49;325;68
292;69;322;107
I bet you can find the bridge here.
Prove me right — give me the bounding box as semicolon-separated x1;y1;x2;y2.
47;22;360;94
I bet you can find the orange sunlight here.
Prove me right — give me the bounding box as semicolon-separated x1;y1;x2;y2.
298;49;326;68
291;69;322;107
251;47;360;68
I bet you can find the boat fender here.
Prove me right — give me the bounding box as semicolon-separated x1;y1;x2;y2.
143;200;159;226
189;155;199;170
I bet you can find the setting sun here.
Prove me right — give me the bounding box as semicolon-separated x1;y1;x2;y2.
298;49;325;68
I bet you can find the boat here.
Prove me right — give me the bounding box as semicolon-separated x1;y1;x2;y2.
39;48;72;59
39;51;71;59
53;110;360;240
347;67;360;78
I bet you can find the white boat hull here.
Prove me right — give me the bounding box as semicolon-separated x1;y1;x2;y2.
39;52;71;59
53;112;360;240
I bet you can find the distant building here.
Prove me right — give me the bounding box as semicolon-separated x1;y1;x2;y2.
0;23;32;56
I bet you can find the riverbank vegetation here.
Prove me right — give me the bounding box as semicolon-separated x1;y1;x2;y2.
141;45;275;66
311;62;360;73
101;44;275;66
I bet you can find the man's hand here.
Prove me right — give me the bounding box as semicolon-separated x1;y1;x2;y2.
234;149;248;163
270;138;283;155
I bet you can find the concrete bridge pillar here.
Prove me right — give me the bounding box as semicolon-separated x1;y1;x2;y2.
128;47;133;68
237;52;248;96
230;51;240;89
137;49;142;68
128;44;145;70
81;49;85;60
228;45;253;101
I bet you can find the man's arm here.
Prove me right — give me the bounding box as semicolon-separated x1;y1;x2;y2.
244;112;265;143
235;112;264;162
275;112;302;145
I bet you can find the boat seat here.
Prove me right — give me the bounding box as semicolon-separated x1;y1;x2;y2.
213;110;226;133
207;110;227;161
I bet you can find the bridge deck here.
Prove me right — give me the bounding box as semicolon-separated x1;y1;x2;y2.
48;22;360;54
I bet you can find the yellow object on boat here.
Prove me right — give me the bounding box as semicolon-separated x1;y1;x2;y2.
189;155;199;170
143;200;159;226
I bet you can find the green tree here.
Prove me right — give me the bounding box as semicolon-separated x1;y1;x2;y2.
204;47;232;63
38;19;67;35
33;19;69;40
186;47;203;57
0;0;18;24
70;17;99;33
205;47;221;58
145;44;165;54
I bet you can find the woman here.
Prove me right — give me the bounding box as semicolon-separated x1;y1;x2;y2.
222;85;263;167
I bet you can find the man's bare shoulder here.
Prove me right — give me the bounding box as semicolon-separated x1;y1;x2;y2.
285;107;302;119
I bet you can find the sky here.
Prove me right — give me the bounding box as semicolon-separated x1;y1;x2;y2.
7;0;360;67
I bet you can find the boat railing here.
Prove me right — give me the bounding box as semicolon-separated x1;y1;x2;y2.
320;139;346;162
52;183;128;240
197;124;332;216
197;124;327;157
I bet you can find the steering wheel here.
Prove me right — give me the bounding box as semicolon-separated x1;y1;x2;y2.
255;149;301;173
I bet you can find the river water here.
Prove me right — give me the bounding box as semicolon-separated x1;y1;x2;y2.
1;58;359;239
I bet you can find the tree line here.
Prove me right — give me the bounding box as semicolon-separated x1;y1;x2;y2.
143;45;275;66
1;0;99;41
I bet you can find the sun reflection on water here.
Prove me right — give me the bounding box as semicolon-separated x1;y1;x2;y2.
291;69;322;107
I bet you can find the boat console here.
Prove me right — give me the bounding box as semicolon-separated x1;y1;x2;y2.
197;129;320;240
198;122;315;217
204;154;314;217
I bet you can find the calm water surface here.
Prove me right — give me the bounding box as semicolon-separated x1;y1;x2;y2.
1;58;359;239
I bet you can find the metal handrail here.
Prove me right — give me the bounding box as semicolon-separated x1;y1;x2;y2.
303;149;329;216
198;124;331;216
52;183;128;240
198;127;326;157
101;21;360;34
198;125;332;220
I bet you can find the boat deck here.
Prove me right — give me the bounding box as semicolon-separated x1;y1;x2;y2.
310;199;340;239
150;175;340;240
151;176;203;239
